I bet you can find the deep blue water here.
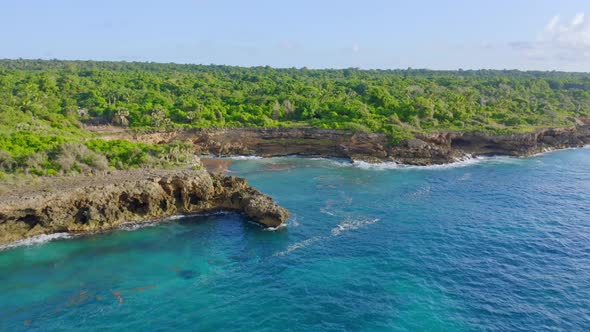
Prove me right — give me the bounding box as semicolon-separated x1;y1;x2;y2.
1;148;590;331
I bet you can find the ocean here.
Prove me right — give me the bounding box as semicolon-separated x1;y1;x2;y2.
1;148;589;331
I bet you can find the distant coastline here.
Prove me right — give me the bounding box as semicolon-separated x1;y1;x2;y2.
95;119;590;166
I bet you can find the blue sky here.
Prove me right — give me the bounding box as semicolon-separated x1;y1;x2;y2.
2;0;590;71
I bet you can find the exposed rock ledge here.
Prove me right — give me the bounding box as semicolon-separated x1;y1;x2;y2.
0;170;290;246
96;118;590;165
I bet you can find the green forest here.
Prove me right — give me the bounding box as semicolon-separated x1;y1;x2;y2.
1;59;590;176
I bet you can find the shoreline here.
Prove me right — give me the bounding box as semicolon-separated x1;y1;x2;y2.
95;120;590;166
2;145;588;250
0;169;289;247
201;143;590;173
0;211;242;251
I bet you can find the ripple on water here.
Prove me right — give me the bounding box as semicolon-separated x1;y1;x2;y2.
1;148;590;331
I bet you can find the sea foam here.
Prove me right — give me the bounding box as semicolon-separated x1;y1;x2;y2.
330;218;380;236
274;216;380;256
0;232;72;251
349;155;496;170
225;155;263;160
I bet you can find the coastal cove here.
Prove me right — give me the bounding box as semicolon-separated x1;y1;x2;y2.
4;5;590;331
1;147;589;331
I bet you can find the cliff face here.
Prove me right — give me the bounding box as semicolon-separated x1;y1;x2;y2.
107;119;590;165
391;123;590;165
0;170;289;246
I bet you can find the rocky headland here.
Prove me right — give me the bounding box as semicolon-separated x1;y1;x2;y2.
0;169;289;246
96;118;590;165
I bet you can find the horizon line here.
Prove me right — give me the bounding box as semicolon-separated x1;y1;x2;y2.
2;57;590;74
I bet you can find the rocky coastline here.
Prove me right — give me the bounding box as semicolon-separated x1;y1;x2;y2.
0;169;290;246
97;118;590;165
8;120;586;246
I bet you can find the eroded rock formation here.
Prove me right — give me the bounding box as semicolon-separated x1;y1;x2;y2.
101;118;590;165
0;170;289;246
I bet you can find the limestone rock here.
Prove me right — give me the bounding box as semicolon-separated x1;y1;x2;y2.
0;169;289;246
100;123;590;165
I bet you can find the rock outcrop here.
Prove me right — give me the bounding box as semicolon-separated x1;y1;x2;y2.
0;170;289;246
101;118;590;165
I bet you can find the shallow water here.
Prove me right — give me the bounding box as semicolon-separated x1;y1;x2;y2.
1;149;590;331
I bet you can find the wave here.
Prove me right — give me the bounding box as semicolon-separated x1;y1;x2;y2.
349;155;501;170
274;216;380;256
224;155;263;160
320;208;337;216
225;145;590;170
0;233;72;251
306;157;353;166
264;223;288;232
264;214;299;231
527;144;590;158
330;217;380;236
274;235;324;256
274;155;503;170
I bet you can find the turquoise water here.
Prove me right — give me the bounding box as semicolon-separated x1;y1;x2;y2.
2;149;590;331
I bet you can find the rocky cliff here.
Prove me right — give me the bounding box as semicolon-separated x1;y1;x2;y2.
0;170;290;246
103;118;590;165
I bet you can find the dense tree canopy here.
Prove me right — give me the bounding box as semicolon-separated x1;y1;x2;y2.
1;59;589;175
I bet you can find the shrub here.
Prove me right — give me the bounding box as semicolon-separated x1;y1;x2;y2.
55;143;109;174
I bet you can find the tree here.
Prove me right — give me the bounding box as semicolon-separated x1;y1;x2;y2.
112;107;130;127
272;100;281;120
283;100;295;117
151;107;167;127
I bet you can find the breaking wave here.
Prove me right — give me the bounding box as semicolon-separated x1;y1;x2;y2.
225;155;263;160
274;236;324;256
330;218;380;236
349;155;503;170
0;232;72;251
228;147;590;171
274;216;380;256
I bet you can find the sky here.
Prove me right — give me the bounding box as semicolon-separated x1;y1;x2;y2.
2;0;590;71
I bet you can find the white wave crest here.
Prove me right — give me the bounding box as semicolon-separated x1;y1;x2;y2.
288;215;300;228
320;208;337;216
274;235;324;256
350;156;490;170
219;146;590;170
307;157;352;166
0;233;72;251
274;216;380;256
331;218;380;236
265;214;299;230
225;155;263;160
264;223;288;231
527;144;590;158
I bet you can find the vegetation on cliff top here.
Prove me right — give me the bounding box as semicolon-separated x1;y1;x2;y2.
1;59;589;175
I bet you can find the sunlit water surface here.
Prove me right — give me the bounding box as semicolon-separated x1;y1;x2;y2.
1;148;590;331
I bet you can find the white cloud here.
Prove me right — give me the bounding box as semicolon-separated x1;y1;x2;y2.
543;12;590;49
545;15;560;32
571;13;585;26
352;42;360;53
511;13;590;63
